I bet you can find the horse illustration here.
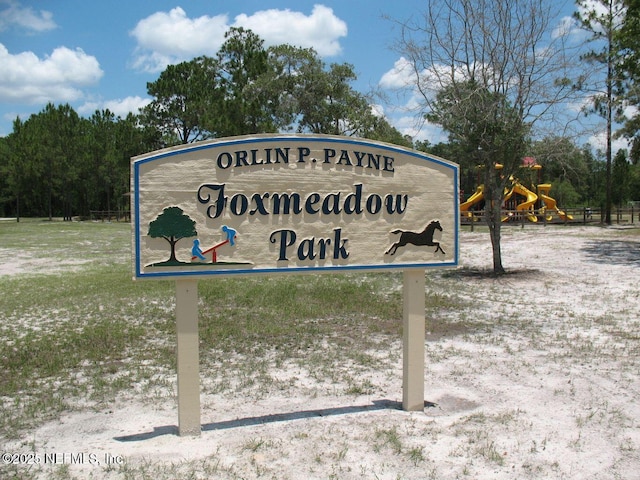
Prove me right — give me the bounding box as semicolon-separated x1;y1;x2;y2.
385;220;445;255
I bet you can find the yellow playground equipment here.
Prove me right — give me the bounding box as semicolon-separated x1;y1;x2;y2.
503;181;538;222
460;161;573;222
537;184;573;221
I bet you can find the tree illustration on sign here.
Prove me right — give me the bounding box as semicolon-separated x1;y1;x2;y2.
148;206;197;265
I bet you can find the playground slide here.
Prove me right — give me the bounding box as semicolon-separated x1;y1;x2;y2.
538;186;573;221
460;185;484;213
512;182;538;222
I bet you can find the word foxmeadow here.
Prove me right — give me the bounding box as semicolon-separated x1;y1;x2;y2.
132;134;459;278
196;183;409;218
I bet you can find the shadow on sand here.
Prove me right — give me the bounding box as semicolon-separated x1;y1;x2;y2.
581;239;640;266
113;399;437;441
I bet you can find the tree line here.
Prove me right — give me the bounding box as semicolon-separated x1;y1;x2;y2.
2;4;640;228
0;105;160;221
0;28;410;220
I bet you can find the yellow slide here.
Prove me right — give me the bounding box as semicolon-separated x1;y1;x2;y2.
460;185;484;217
510;182;538;222
538;184;573;221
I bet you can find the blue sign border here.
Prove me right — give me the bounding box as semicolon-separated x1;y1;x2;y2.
132;135;459;279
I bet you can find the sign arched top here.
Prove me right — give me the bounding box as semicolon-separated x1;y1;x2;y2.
131;134;459;279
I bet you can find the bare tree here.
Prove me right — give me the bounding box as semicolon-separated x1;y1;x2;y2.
389;0;579;273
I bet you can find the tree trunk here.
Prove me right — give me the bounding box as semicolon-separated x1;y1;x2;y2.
605;7;614;226
483;167;506;275
48;158;53;221
488;218;504;274
486;196;505;275
169;237;178;262
48;183;53;221
605;77;612;226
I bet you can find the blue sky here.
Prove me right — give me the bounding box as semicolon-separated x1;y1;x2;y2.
0;0;618;151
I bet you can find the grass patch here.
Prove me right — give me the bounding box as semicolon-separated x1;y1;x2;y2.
0;220;485;438
198;273;402;353
0;220;410;438
2;220;639;478
374;426;403;454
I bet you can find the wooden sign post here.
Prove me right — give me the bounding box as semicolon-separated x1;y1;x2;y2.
132;134;459;435
175;279;200;436
403;269;427;411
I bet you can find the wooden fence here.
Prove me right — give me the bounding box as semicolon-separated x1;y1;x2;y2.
461;206;637;230
89;210;130;222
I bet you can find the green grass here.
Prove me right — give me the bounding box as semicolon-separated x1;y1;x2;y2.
3;220;638;479
0;219;474;444
0;220;477;438
198;273;403;352
0;219;416;439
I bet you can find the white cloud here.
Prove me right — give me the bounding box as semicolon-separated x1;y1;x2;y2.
129;5;347;73
379;57;462;96
587;130;630;156
378;57;436;123
78;96;151;118
622;104;639;120
104;96;151;117
2;109;24;127
370;103;385;118
234;5;347;56
552;15;582;41
576;0;626;30
0;44;103;104
379;57;415;89
379;60;452;143
130;7;228;72
612;136;630;155
392;115;446;143
561;0;626;42
0;0;56;32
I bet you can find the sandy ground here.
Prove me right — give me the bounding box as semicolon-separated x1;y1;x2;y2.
2;224;640;479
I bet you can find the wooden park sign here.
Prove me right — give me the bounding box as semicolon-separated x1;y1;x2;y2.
131;134;459;435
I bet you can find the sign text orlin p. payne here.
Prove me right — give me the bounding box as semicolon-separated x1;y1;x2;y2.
132;134;459;279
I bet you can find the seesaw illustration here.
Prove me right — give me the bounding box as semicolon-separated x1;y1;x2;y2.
192;225;237;263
